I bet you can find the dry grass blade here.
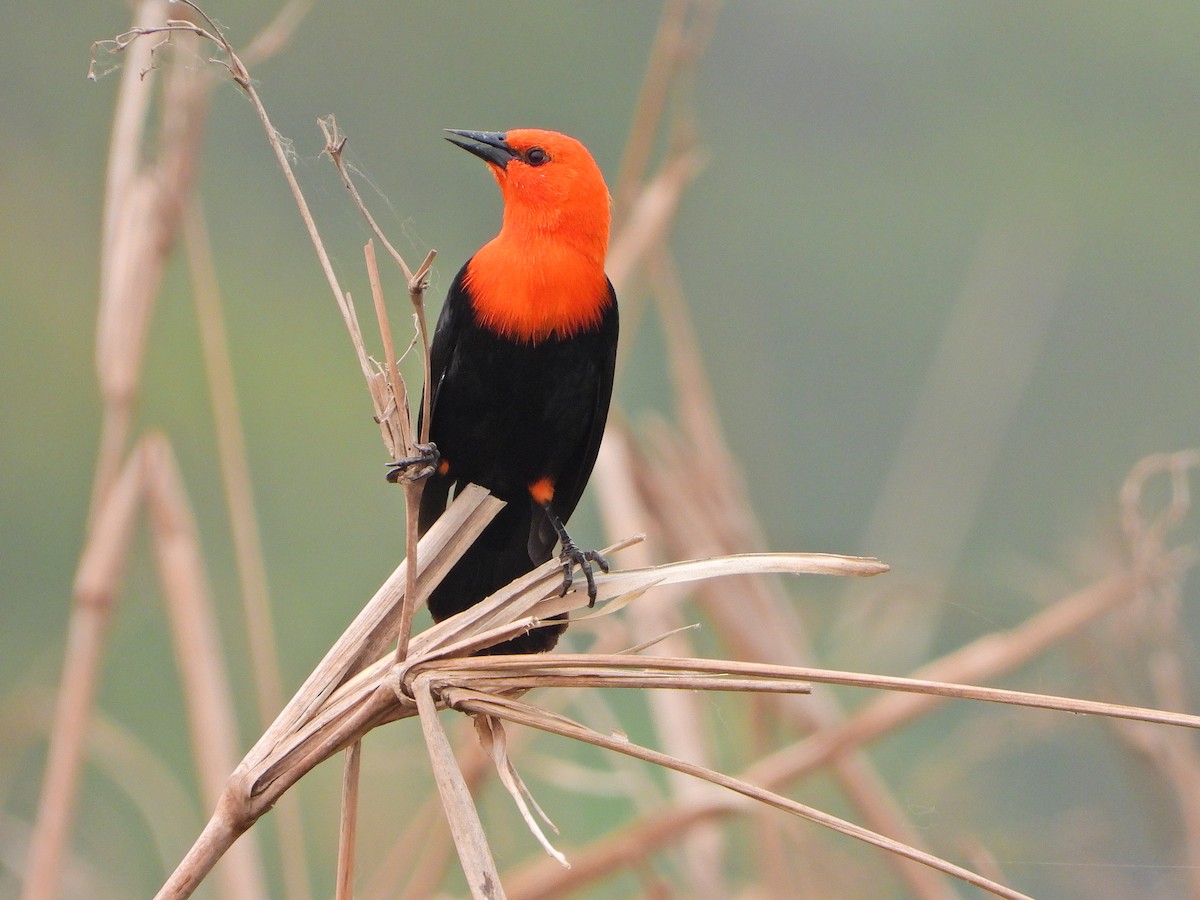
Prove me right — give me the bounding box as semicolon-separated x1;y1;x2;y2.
513;552;1198;896
363;239;408;460
475;716;568;868
336;740;362;900
448;690;1033;900
399;547;883;661
588;551;887;602
413;675;505;899
406;653;1200;729
405;656;815;703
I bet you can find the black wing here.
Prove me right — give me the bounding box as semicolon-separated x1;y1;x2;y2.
417;261;473;534
527;278;619;560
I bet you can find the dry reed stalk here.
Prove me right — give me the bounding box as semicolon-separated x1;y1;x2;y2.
152;485;883;897
360;719;491;900
505;542;1197;898
183;196;312;900
452;690;1033;900
24;442;149;900
335;739;363;900
28;2;311;894
533;143;1187;899
413;675;504;897
25;5;218;896
603;25;958;873
142;434;270;895
590;252;959;897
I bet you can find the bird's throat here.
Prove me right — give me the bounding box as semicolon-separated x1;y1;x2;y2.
464;234;610;343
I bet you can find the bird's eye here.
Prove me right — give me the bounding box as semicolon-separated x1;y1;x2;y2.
525;147;549;166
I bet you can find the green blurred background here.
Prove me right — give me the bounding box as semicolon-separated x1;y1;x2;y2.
3;2;1199;897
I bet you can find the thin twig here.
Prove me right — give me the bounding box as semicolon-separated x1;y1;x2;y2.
410;249;437;446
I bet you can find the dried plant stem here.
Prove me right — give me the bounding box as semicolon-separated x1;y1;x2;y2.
612;0;717;225
155;488;503;898
451;690;1033;900
360;240;430;663
336;740;363;900
363;721;491;899
144;434;270;895
184;198;311;900
24;442;148;900
395;482;424;658
185;199;285;729
414;676;505;899
25;5;210;896
411;252;436;446
505;556;1195;896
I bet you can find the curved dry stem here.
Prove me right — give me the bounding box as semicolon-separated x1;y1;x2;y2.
450;690;1032;900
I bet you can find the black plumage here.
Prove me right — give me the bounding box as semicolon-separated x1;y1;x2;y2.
418;263;619;653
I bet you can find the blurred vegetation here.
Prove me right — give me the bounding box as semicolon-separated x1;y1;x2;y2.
3;2;1199;897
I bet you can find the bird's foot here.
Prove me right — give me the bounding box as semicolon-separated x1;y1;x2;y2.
558;540;609;607
386;442;439;484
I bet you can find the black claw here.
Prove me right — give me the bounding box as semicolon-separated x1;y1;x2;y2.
386;443;439;483
540;500;607;607
559;541;608;607
558;556;574;598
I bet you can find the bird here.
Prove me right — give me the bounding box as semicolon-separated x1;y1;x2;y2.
401;128;618;654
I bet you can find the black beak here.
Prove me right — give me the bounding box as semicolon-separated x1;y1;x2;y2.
444;129;518;169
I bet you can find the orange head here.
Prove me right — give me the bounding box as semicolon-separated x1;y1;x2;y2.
447;128;613;341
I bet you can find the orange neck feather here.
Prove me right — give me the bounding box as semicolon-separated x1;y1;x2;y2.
465;230;609;342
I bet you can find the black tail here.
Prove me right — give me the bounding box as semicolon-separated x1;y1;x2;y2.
422;485;566;654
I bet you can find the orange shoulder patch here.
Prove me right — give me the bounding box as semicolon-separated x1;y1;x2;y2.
528;476;556;505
